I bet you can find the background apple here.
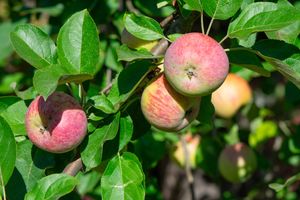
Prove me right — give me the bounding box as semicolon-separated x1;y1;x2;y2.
121;28;158;50
218;143;257;183
211;73;252;118
172;133;200;168
141;74;200;132
164;32;229;97
25;92;87;153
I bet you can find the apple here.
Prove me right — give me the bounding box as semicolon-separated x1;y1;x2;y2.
164;32;229;97
25;92;87;153
141;74;200;132
172;133;200;168
121;28;158;50
218;143;257;183
211;73;252;118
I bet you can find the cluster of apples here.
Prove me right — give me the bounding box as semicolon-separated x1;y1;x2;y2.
141;32;230;132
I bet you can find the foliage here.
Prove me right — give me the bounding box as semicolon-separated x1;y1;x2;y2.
0;0;300;199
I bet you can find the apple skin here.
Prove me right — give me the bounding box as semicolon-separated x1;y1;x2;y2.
218;143;257;183
164;32;229;97
25;92;87;153
121;29;157;50
211;73;252;118
141;74;200;132
172;134;200;168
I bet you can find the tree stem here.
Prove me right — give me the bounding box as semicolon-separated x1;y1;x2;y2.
180;136;196;200
201;12;205;34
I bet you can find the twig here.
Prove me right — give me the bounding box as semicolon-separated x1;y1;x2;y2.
201;12;205;34
160;14;174;28
180;136;196;200
219;34;229;45
63;158;83;176
125;0;139;14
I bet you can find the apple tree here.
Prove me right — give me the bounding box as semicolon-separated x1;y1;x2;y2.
0;0;300;199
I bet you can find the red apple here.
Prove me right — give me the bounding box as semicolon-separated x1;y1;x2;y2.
141;74;200;132
211;73;252;118
218;143;257;183
25;92;87;153
164;32;229;96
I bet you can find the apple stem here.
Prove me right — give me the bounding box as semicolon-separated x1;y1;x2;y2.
219;35;229;45
180;135;196;200
201;12;205;34
0;168;6;200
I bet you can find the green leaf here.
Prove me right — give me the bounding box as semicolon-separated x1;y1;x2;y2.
124;13;164;41
116;45;162;62
105;40;123;73
107;61;154;107
224;125;240;145
0;116;16;186
119;113;134;151
90;95;116;114
76;171;101;196
0;96;20;113
228;1;300;39
10;24;57;69
15;140;45;191
266;21;300;45
57;9;100;76
81;112;120;170
25;173;78;200
0;20;25;64
249;119;278;147
33;66;61;99
269;173;300;192
1;100;27;136
183;0;202;12
284;54;300;74
202;0;243;20
227;48;271;77
20;3;64;17
196;95;214;128
14;86;38;100
167;33;182;42
101;152;145;200
251;40;300;89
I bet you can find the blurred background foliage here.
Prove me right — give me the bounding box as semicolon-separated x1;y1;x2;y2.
1;0;300;199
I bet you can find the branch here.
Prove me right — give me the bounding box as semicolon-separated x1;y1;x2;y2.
63;158;83;176
180;136;196;200
62;12;200;177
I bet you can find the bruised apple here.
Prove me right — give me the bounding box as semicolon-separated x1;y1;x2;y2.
164;32;229;97
25;92;87;153
121;28;158;50
141;74;200;132
172;133;200;168
218;143;257;183
211;73;252;118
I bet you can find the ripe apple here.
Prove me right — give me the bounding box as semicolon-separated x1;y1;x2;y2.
172;133;200;168
25;92;87;153
141;74;200;132
211;73;252;118
218;143;257;183
121;28;158;50
164;32;229;97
